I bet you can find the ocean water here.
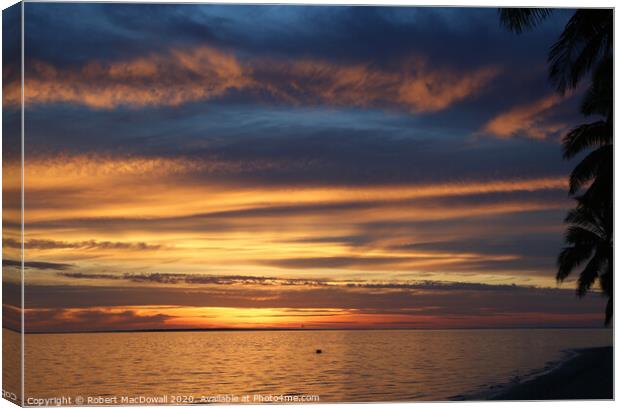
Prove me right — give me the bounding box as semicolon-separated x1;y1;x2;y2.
17;328;612;403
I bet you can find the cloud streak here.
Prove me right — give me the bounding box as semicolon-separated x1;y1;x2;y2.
4;238;162;251
11;45;499;112
58;272;325;286
56;271;554;293
7;278;607;332
18;308;174;333
482;94;568;140
3;259;73;271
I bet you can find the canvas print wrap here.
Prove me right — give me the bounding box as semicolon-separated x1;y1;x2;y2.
3;2;23;405
1;3;614;405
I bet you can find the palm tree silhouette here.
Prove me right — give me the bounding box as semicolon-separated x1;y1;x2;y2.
563;57;612;206
558;197;613;325
499;8;613;325
499;9;612;93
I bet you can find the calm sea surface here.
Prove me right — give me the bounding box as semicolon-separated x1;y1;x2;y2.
18;328;612;402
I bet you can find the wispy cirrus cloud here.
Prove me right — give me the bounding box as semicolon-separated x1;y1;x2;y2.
8;45;499;112
482;94;569;140
252;56;499;113
11;47;250;109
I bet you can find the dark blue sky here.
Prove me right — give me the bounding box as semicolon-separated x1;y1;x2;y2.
20;5;583;181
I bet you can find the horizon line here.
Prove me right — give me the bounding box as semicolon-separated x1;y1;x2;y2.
5;325;611;335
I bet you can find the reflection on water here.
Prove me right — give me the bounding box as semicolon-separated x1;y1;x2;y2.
24;328;611;402
3;329;22;402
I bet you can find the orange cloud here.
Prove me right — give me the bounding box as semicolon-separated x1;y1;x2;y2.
396;61;497;112
14;152;567;194
19;47;251;109
255;57;498;113
16;151;571;293
12;46;498;112
482;94;567;140
15;152;567;222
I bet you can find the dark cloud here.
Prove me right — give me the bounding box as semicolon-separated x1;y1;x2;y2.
282;235;371;246
57;272;327;287
2;3;20;84
55;271;544;292
23;5;571;73
263;256;420;269
262;253;554;274
4;238;162;251
2;304;21;331
12;281;607;331
394;233;563;259
24;308;174;333
16;282;569;311
24;3;222;67
3;259;73;271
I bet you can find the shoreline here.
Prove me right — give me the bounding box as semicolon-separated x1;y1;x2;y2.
485;346;613;400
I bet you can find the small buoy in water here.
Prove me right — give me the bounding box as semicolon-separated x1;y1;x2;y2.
316;349;322;354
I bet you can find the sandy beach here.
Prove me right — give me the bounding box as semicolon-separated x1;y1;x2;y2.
490;346;613;400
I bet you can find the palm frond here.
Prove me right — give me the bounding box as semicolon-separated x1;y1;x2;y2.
577;252;602;297
557;245;593;281
578;165;613;212
564;225;603;247
581;56;613;117
498;8;553;34
548;10;612;93
568;145;611;194
565;203;608;238
562;121;610;159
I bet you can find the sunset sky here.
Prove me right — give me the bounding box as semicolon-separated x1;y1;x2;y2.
3;4;608;332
